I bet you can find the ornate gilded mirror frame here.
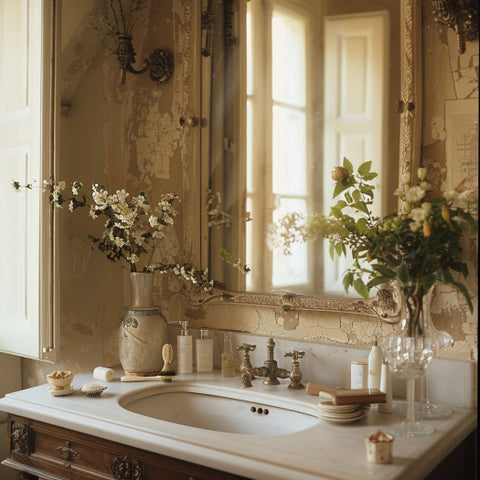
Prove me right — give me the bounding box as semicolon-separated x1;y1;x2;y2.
200;0;422;317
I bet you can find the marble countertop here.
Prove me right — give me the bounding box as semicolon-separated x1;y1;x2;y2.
0;369;476;480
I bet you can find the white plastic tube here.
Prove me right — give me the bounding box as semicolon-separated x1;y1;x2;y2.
93;366;114;382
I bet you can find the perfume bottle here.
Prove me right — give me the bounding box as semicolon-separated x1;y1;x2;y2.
196;328;213;372
177;321;193;374
221;331;235;377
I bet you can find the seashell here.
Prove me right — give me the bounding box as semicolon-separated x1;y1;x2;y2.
81;382;107;396
47;371;73;388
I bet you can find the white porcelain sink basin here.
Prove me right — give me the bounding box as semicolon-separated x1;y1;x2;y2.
119;384;319;435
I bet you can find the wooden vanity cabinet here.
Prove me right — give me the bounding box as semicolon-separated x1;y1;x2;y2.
5;415;249;480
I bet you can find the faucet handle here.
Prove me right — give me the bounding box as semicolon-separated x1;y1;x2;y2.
283;350;305;362
237;343;256;373
237;343;256;353
283;350;305;389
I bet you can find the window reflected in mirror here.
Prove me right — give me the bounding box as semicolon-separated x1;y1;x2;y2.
202;0;400;298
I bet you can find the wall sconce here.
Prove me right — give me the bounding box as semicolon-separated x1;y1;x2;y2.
93;0;174;85
115;35;173;85
432;0;479;54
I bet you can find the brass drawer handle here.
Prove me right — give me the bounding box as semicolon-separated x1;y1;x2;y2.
111;455;145;480
11;422;33;455
56;440;81;462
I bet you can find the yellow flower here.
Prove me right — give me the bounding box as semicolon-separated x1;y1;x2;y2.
442;204;455;229
331;166;349;182
441;204;450;223
423;220;432;237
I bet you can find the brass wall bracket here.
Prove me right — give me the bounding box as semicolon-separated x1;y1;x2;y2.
275;304;299;331
116;36;174;85
432;0;479;53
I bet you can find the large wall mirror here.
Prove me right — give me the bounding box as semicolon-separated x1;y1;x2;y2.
200;0;421;307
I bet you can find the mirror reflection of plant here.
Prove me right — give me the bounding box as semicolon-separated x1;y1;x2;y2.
206;189;250;274
270;158;477;333
206;189;231;228
12;179;214;292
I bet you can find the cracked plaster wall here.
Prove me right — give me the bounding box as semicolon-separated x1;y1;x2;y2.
22;1;477;388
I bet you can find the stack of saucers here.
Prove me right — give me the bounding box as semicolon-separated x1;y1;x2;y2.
317;400;368;423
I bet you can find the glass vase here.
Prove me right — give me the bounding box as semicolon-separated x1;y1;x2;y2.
382;284;436;437
393;285;454;419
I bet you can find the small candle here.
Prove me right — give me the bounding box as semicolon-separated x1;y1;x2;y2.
365;430;394;464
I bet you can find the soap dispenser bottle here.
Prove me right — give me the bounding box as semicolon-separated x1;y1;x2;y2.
221;331;235;377
367;337;382;390
196;328;213;372
177;321;193;374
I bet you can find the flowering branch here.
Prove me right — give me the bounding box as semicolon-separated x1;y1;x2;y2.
12;180;214;292
268;158;477;322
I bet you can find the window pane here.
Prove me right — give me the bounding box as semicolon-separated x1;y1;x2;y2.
272;11;306;107
272;105;306;195
246;5;253;96
247;99;253;192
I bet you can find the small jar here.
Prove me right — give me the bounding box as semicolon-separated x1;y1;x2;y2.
365;430;394;463
351;360;368;389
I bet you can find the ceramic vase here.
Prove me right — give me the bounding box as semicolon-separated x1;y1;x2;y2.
118;272;168;376
382;283;436;437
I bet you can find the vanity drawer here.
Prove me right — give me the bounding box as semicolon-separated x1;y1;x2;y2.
7;415;249;480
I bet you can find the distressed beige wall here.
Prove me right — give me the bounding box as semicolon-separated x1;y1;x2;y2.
22;1;477;387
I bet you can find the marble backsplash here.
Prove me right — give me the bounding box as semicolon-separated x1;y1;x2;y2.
168;328;477;409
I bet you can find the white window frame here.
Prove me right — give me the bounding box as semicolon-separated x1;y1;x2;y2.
0;0;58;362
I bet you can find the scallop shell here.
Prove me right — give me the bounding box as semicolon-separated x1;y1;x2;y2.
81;382;107;396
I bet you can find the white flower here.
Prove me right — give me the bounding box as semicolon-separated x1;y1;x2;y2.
444;190;459;201
456;189;478;208
407;202;431;232
421;202;432;217
400;173;411;185
72;181;82;196
114;189;129;203
420;181;432;191
113;237;125;248
127;253;139;264
149;215;159;227
417;168;427;181
404;186;425;203
152;231;164;239
68;200;74;212
89;206;98;219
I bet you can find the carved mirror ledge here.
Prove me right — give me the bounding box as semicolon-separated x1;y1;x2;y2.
199;0;422;316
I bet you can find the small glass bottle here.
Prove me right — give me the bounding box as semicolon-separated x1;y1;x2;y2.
368;337;382;390
221;331;235;377
177;321;193;374
196;328;213;372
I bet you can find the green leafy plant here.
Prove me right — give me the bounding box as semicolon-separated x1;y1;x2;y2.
271;158;477;332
